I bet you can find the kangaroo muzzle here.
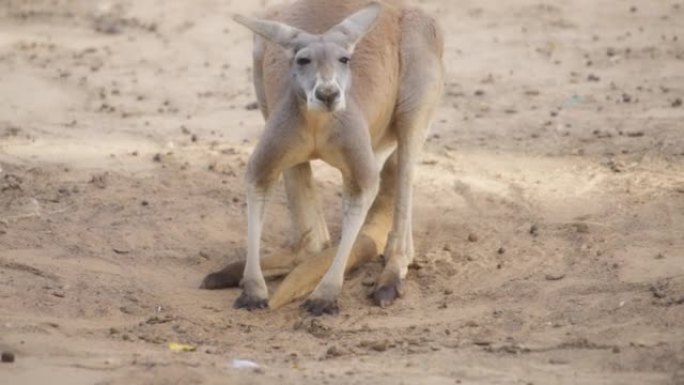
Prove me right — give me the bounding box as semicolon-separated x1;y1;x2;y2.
309;81;345;112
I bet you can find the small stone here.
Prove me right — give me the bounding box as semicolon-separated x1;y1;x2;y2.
2;352;15;363
545;273;566;281
587;74;601;82
497;247;506;255
573;223;590;233
326;345;343;358
672;98;682;108
153;153;162;162
245;101;259;111
467;233;479;242
203;346;220;355
369;340;388;352
529;224;539;236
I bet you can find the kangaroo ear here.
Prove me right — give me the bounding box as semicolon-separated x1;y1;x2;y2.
233;15;312;54
324;2;382;51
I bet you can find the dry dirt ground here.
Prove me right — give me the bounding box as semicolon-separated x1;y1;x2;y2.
1;0;683;384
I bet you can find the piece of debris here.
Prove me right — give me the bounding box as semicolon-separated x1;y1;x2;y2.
573;223;590;234
545;273;566;281
368;340;389;352
168;342;196;353
1;352;15;363
146;315;173;325
326;345;344;358
232;359;259;369
672;98;682;108
293;318;332;338
467;233;479;242
245;101;259;111
89;173;108;189
529;224;539;236
606;160;625;173
649;285;667;299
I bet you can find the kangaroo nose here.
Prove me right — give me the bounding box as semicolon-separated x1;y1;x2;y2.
315;86;340;106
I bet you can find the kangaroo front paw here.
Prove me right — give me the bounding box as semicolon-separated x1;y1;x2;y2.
234;291;268;310
373;277;404;308
301;297;339;316
233;278;268;311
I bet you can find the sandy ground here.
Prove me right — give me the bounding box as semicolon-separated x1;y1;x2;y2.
1;0;683;384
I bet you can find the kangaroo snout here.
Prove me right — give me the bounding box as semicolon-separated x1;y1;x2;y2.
314;85;341;106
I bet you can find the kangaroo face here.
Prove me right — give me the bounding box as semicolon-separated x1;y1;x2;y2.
291;41;353;112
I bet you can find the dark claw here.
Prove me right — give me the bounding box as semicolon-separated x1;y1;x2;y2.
233;291;268;311
200;262;245;290
373;280;404;308
301;298;339;316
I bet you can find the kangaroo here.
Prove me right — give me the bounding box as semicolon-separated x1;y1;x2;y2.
201;0;444;316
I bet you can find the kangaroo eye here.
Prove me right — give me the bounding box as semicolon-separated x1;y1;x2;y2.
296;57;311;66
339;57;350;64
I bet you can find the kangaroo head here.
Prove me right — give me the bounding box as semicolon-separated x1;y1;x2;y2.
234;2;382;112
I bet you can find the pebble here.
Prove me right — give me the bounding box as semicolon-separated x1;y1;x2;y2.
370;340;388;352
1;352;15;363
326;345;344;358
573;223;590;233
529;224;539;236
545;273;566;281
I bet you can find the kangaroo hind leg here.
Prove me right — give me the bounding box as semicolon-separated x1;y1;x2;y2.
374;9;444;308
